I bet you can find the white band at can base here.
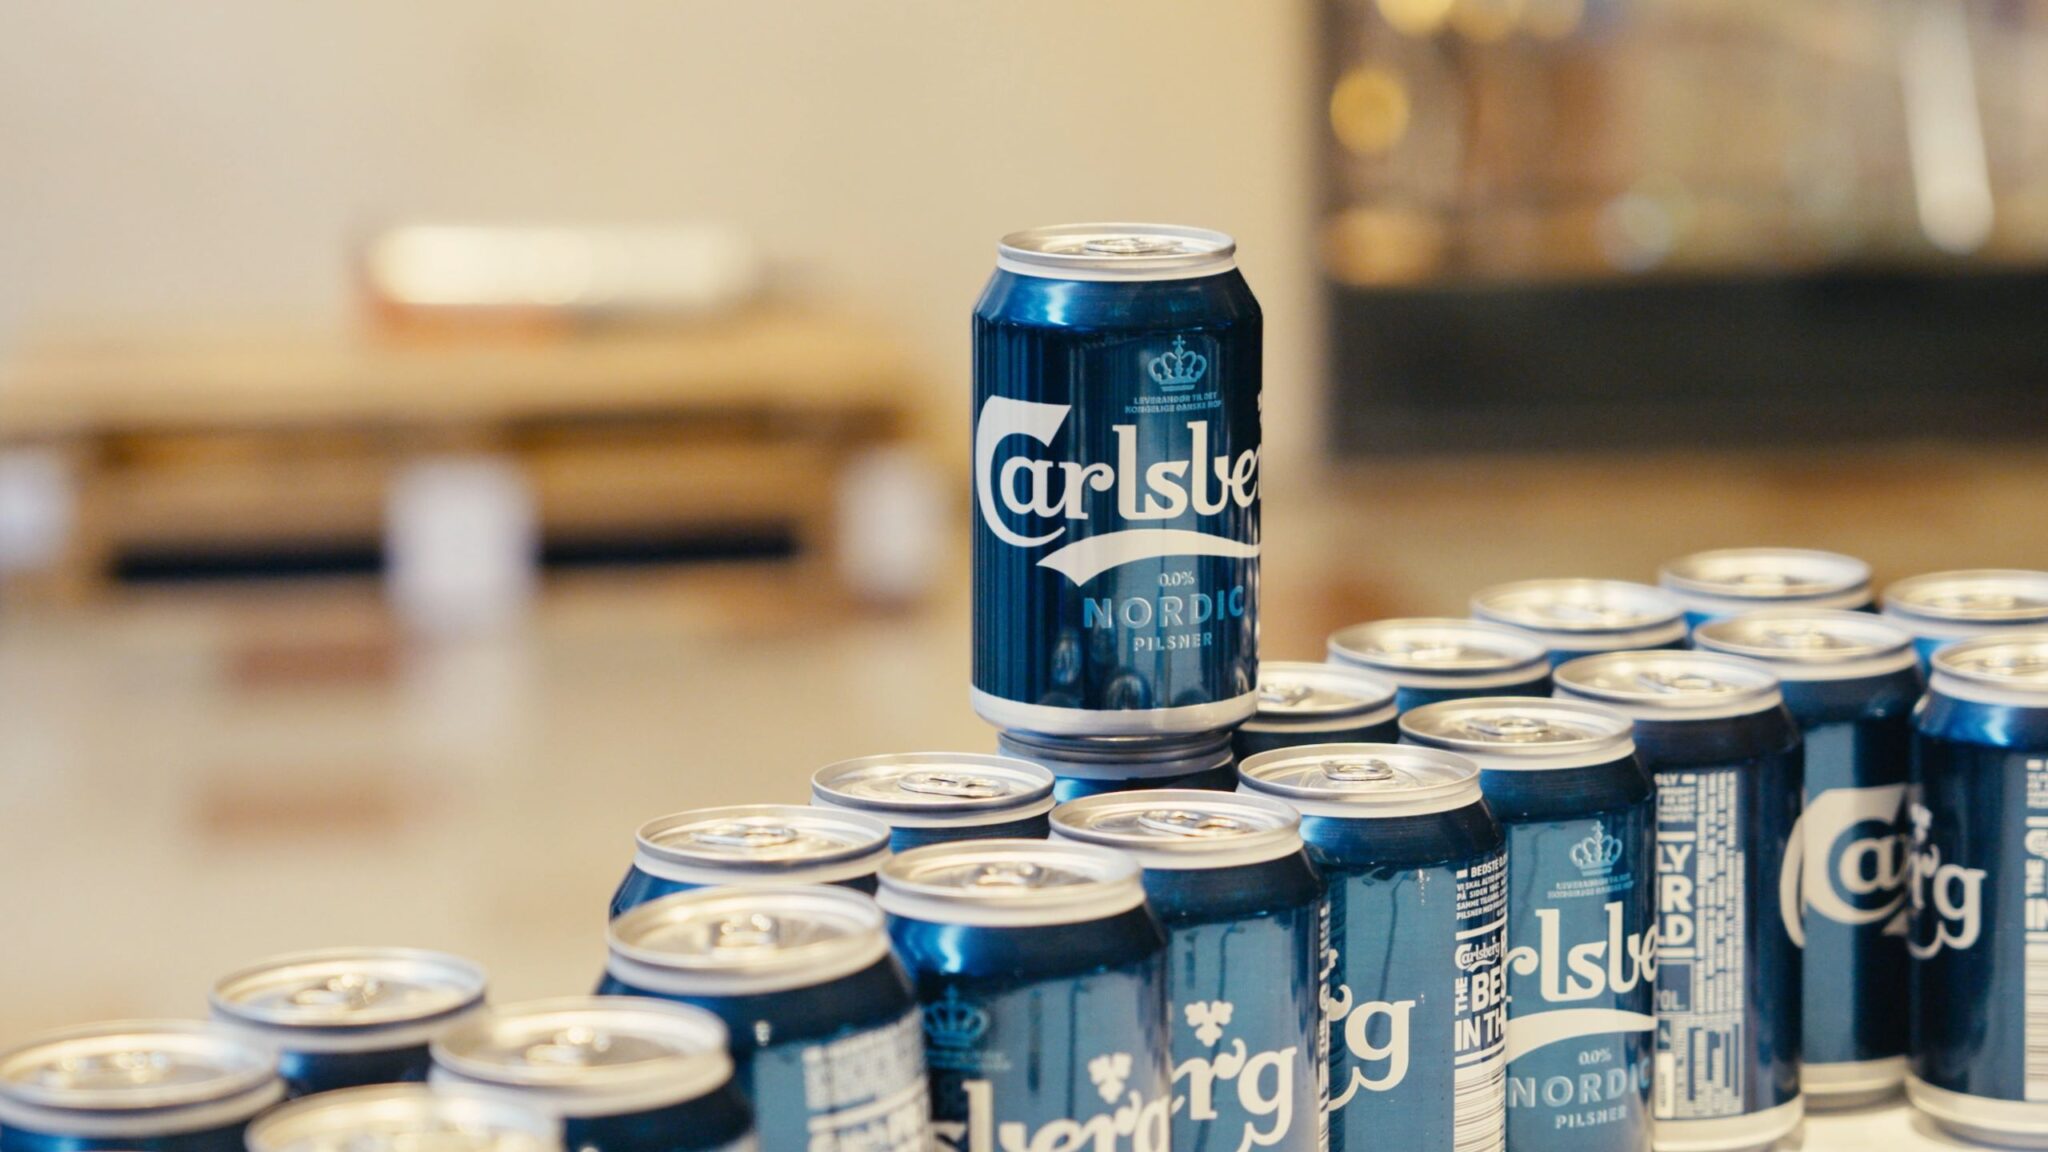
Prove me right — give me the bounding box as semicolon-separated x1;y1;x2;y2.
1651;1096;1803;1152
1908;1077;2048;1149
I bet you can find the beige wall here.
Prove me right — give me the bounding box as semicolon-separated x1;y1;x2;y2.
0;1;1325;469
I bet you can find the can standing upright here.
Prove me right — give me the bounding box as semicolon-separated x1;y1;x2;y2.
1695;610;1921;1106
1233;660;1399;760
1471;579;1688;665
607;805;891;917
1326;618;1552;711
1554;651;1805;1152
878;839;1173;1152
972;224;1261;737
1905;632;2048;1146
1882;569;2048;669
1659;548;1873;630
1237;743;1509;1152
247;1084;558;1152
0;1021;283;1152
209;946;486;1098
1050;791;1325;1152
1401;698;1657;1152
812;753;1056;850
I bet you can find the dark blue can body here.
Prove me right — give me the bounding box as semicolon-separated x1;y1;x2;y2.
561;1091;756;1152
1908;683;2048;1107
1780;669;1919;1082
1483;758;1657;1152
889;906;1173;1152
1633;708;1804;1127
998;730;1236;804
1394;675;1552;713
0;1122;252;1152
1233;715;1398;760
273;1045;432;1099
971;249;1261;737
1301;803;1508;1152
1144;855;1325;1152
608;865;878;919
884;814;1051;852
599;957;926;1152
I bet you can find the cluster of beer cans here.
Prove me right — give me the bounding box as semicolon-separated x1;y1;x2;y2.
6;226;2048;1152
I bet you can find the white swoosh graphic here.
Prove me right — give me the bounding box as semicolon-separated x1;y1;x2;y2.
1506;1009;1656;1063
1037;529;1259;584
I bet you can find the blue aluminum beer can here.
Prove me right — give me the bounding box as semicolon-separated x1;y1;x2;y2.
1472;580;1688;665
1695;609;1920;1106
1883;568;2048;670
1400;698;1656;1152
607;805;890;917
996;728;1234;802
811;753;1055;851
1905;632;2048;1146
430;998;754;1152
1553;650;1804;1152
0;1021;282;1152
1234;660;1398;761
972;224;1261;738
1327;618;1551;711
1050;790;1325;1152
1659;548;1873;630
599;885;929;1152
209;947;486;1098
1237;743;1508;1152
878;839;1172;1152
246;1083;558;1152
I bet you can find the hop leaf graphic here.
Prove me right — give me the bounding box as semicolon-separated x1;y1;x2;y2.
1088;1052;1132;1103
1183;1000;1235;1047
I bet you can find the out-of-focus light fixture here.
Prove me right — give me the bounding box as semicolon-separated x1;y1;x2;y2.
1375;0;1455;37
1596;192;1676;273
1898;0;1994;255
1330;66;1413;156
1450;0;1523;43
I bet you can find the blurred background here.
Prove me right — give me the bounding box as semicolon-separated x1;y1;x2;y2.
2;0;2045;1035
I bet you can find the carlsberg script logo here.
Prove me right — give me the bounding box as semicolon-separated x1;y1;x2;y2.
1322;944;1413;1110
975;396;1259;585
933;1069;1169;1152
1176;1000;1298;1152
1502;901;1657;1063
1780;784;1909;948
1906;801;1986;959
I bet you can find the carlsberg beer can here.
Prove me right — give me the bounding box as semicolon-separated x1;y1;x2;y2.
972;224;1261;737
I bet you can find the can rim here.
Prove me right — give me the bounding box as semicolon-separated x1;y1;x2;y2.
1048;790;1303;871
1399;697;1637;771
876;839;1147;927
1658;547;1872;602
1693;609;1918;681
996;223;1236;281
1237;742;1484;817
1326;618;1550;680
1553;650;1783;720
810;753;1054;818
1471;579;1686;638
209;946;487;1032
429;997;733;1117
633;804;890;872
606;884;890;996
246;1083;558;1152
0;1020;278;1118
1882;569;2048;624
1252;661;1398;720
1929;630;2048;701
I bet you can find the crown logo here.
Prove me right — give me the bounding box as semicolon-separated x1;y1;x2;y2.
922;987;990;1050
1147;336;1208;392
1571;824;1625;874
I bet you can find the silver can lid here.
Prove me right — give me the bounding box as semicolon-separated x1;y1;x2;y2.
1049;790;1303;871
1253;661;1397;721
1694;609;1917;681
1237;743;1483;817
877;839;1147;928
1884;570;2048;630
1471;579;1686;643
1659;548;1872;607
1931;632;2048;700
430;998;731;1118
1554;650;1782;720
247;1084;559;1152
634;804;889;874
0;1021;280;1138
812;753;1055;826
1326;618;1549;687
1400;698;1635;771
997;223;1236;281
996;728;1232;780
607;884;889;997
211;948;486;1039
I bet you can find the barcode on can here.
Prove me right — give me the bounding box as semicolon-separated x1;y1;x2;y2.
1453;1053;1507;1152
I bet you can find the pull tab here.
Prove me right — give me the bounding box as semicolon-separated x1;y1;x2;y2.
1463;714;1568;743
1321;758;1397;784
289;973;385;1011
1932;590;2021;611
1534;599;1632;627
900;771;1004;800
1731;571;1796;589
1759;624;1841;650
1082;235;1183;256
1635;670;1732;695
1974;652;2048;680
969;862;1045;890
523;1027;610;1067
41;1049;173;1090
692;822;799;851
1388;640;1469;664
1136;808;1246;838
711;913;782;953
1258;681;1315;708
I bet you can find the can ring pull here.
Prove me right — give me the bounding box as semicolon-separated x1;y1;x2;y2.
1257;681;1314;707
1635;671;1731;695
289;973;385;1010
901;771;1004;800
38;1049;173;1089
1321;758;1397;784
525;1026;611;1067
1137;809;1246;838
969;861;1045;890
692;822;800;850
1463;714;1568;743
1759;624;1839;650
711;913;782;952
1082;235;1183;256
